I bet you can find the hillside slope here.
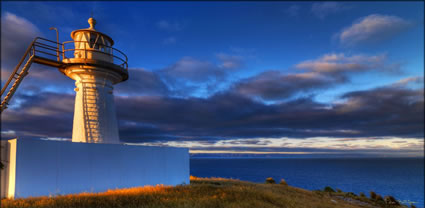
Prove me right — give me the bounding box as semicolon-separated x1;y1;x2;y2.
1;177;408;208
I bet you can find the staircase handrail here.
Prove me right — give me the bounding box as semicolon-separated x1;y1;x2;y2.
1;37;63;96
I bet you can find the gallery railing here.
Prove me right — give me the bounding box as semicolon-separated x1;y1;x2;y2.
62;41;128;70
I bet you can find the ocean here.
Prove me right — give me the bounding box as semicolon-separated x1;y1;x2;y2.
190;158;424;207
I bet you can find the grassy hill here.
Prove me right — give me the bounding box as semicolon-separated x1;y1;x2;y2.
1;176;410;208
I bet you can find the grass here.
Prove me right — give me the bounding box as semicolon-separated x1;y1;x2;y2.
1;177;409;208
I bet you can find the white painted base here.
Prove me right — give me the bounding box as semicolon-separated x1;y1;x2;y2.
1;138;189;198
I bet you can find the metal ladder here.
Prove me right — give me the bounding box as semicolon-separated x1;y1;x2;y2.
82;83;100;142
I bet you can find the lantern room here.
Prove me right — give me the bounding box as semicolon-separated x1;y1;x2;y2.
61;17;128;82
70;17;114;62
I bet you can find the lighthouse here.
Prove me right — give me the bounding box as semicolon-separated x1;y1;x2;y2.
1;17;189;199
62;17;128;144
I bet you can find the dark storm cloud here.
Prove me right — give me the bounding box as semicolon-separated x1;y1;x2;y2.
1;92;74;139
232;71;336;100
232;53;399;100
112;82;423;142
333;86;424;137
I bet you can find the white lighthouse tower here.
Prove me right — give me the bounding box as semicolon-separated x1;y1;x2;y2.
62;17;128;144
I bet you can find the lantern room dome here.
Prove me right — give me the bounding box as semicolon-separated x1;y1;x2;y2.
70;17;114;46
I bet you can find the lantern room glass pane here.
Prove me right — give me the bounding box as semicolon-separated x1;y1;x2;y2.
89;33;97;49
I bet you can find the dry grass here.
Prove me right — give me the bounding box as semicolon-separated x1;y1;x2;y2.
0;177;404;208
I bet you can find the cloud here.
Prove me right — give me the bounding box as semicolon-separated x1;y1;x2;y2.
115;68;169;96
333;85;423;138
232;53;398;100
216;53;244;70
1;92;74;139
233;71;333;100
158;57;230;97
156;20;184;32
391;76;423;87
338;84;424;115
115;80;422;142
338;14;412;46
295;53;398;74
139;137;424;157
222;139;272;146
161;57;224;83
311;2;350;19
1;12;41;69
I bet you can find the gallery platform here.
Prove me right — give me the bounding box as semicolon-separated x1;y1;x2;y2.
0;138;189;198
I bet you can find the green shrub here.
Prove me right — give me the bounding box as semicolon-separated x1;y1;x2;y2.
265;177;276;184
345;192;357;197
370;191;377;200
359;192;366;198
336;189;343;193
375;194;385;203
279;179;287;185
323;186;335;193
384;195;400;205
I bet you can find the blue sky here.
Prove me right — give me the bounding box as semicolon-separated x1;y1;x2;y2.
1;1;424;157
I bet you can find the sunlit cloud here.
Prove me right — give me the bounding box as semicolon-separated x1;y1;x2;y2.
126;136;424;157
391;76;424;87
337;14;412;47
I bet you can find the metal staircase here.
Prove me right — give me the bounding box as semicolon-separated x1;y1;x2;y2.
0;37;64;113
0;56;34;112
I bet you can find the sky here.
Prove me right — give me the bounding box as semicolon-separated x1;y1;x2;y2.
1;1;424;158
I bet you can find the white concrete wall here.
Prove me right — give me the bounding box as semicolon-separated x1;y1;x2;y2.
5;138;189;198
1;140;12;198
